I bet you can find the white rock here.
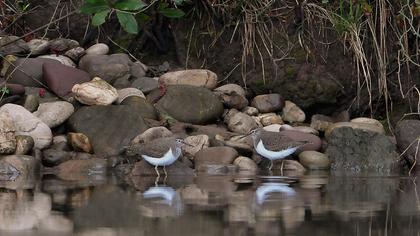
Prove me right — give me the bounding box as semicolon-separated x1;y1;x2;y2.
0;111;16;154
224;109;259;134
116;88;145;104
242;106;259;116
263;124;282;132
72;77;118;105
351;117;384;130
38;55;76;67
214;84;246;97
282;101;306;123
0;104;52;149
33;101;74;128
85;43;109;55
159;69;218;90
182;135;210;159
27;39;50;55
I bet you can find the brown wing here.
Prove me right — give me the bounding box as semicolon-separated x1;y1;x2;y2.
127;137;175;158
259;131;305;151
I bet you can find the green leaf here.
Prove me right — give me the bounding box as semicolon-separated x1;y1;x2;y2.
114;0;146;11
159;8;185;18
92;9;110;26
116;11;138;34
80;2;109;14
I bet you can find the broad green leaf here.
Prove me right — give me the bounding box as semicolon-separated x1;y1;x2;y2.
159;8;185;18
80;3;109;14
116;11;138;34
136;12;150;22
114;0;146;11
92;9;110;26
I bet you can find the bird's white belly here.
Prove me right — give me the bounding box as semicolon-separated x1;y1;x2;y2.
142;148;181;166
255;140;298;160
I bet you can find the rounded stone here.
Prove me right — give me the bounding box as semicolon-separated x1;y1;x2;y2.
0;111;16;154
15;135;34;155
116;88;146;104
233;156;258;171
194;146;239;169
351;117;384;130
131;127;173;144
325;122;385;138
251;94;284;113
182;135;210;159
42;149;72;167
131;77;159;94
38;55;76;67
85;43;109;55
159;69;218;90
282;100;306;123
33;101;75;128
72;77;118;106
224;109;259;134
298;151;330;169
214;83;246;97
242;106;259;116
263;124;282;132
68;132;93;153
258;113;284;126
310;114;334;132
23;95;39;112
64;46;85;61
27;39;50;55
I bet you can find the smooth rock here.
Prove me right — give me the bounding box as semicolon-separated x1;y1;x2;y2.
79;53;132;84
395;120;420;165
280;124;319;135
116;88;145;104
214;89;248;110
64;47;85;61
279;130;322;153
147;85;224;125
6;58;59;87
263;124;282;132
0;36;29;55
38;55;76;67
131;77;159;94
224;109;259;134
298;151;330;169
222;140;253;157
214;83;246;97
242;106;259;116
43;61;91;97
68;132;93;153
325;122;385;138
233;156;258;171
182;135;210;159
326;127;400;174
68;105;148;157
311;114;334;132
0;111;16;154
120;96;158;120
194;146;239;170
0;104;52;149
159;69;218;90
42;149;72;167
282;100;305;123
15;135;34;155
33;101;74;128
131;127;173;144
85;43;109;55
131;160;194;176
274;159;306;172
72;77;118;106
351;117;384;129
27;39;49;55
251;94;285;113
23;94;39;112
130;61;147;79
258;113;283;126
49;38;79;52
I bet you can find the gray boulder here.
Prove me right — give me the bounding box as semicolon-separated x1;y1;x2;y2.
395;120;420;165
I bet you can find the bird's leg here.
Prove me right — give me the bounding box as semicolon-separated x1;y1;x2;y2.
155;165;160;178
269;160;273;171
280;160;284;176
163;166;168;176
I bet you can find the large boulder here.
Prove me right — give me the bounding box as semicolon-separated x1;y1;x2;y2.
43;61;91;96
67;105;149;157
79;53;132;84
0;104;52;149
326;126;400;174
6;58;59;87
159;69;218;89
147;85;224;125
120;96;158;120
395;120;420;165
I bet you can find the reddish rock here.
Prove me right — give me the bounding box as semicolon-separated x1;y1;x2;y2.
278;130;322;153
194;146;239;170
43;62;91;97
7;58;59;87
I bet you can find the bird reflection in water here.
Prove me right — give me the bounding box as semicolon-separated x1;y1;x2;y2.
255;182;296;205
142;183;184;217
